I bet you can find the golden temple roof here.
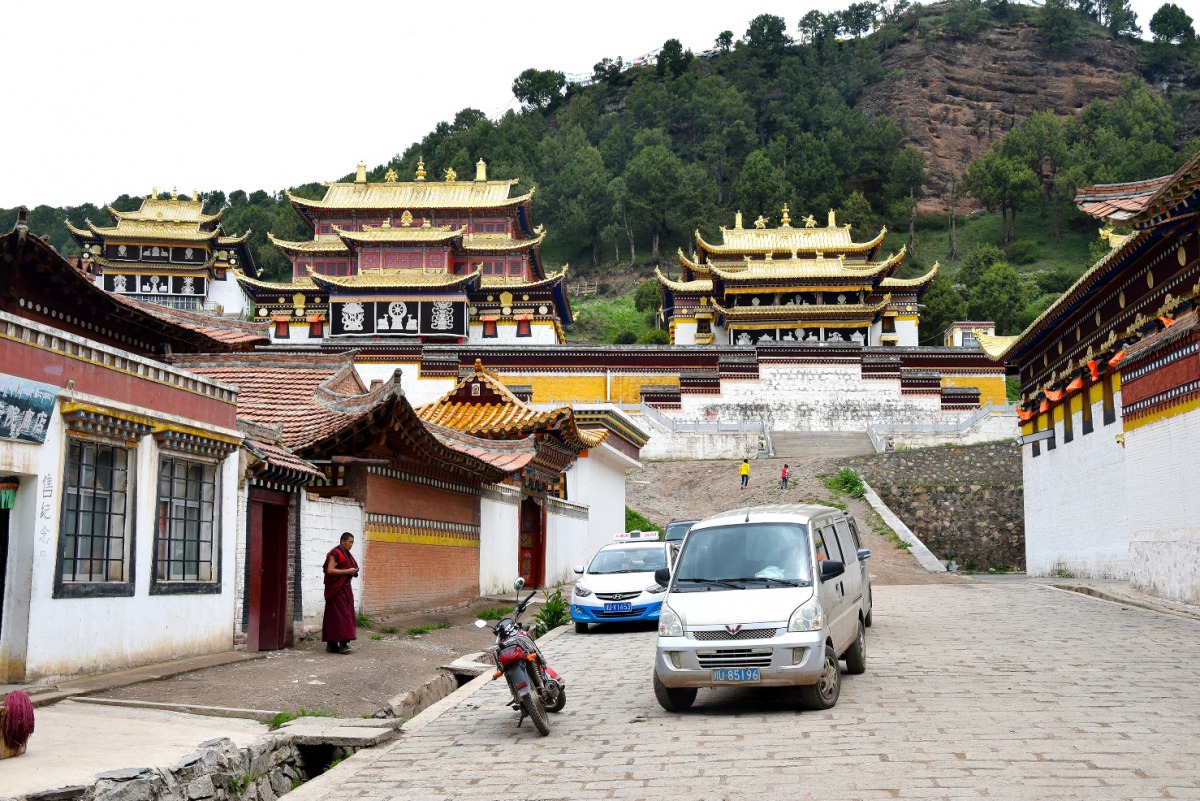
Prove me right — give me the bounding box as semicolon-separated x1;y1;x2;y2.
107;197;221;226
880;262;939;289
479;267;567;290
654;267;713;293
707;248;905;282
267;233;349;254
232;269;318;292
711;296;890;319
333;223;464;244
974;331;1021;360
677;249;711;276
217;232;251;246
94;254;216;273
77;219;221;243
697;223;886;256
463;231;545;252
306;265;482;290
287;180;532;211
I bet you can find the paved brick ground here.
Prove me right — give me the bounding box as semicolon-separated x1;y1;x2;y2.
290;583;1200;800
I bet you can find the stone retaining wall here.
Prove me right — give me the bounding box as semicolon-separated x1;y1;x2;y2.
852;442;1025;571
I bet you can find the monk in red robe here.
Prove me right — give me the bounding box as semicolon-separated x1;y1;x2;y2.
322;532;359;654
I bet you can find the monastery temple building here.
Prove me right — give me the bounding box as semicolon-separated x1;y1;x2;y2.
657;207;937;347
236;160;570;346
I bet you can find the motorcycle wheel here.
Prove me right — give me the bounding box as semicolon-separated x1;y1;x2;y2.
520;693;551;736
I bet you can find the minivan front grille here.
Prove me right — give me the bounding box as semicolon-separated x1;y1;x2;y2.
696;648;773;668
692;628;778;641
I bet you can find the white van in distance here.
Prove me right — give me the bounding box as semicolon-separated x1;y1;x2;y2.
652;504;872;712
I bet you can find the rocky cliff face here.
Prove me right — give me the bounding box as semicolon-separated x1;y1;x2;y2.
859;21;1141;210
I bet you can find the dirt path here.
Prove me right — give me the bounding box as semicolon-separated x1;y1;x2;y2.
627;456;974;587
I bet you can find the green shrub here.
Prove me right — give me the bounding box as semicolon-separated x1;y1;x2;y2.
533;588;570;638
614;330;638;344
638;328;670;345
823;467;866;499
477;606;515;620
379;626;399;634
624;507;663;535
1006;239;1041;265
355;614;378;629
405;622;451;636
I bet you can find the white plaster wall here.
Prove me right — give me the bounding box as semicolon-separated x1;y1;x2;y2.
0;446;39;682
298;494;364;634
467;321;557;345
565;446;629;554
1124;409;1200;605
23;412;241;681
895;318;919;347
672;320;698;345
233;484;249;637
670;363;943;431
479;488;521;596
1024;395;1129;580
543;503;591;588
638;429;761;461
353;362;453;408
891;413;1019;450
207;277;248;317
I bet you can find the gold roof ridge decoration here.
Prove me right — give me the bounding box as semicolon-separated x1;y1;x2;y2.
697;222;887;255
305;264;482;289
654;266;713;293
705;248;906;281
880;261;940;288
285;181;530;211
232;268;318;291
710;295;891;318
267;232;350;254
332;222;464;244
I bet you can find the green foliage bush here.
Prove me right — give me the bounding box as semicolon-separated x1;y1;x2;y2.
638;329;670;345
824;467;866;499
533;588;570;638
1005;239;1041;265
625;507;663;535
613;330;638;345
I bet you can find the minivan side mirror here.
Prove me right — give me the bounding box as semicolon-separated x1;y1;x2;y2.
654;567;671;587
819;560;845;581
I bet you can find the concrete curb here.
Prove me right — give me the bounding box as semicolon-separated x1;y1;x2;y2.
1044;583;1200;623
67;696;281;722
858;477;947;572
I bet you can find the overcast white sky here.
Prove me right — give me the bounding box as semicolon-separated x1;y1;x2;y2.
0;0;1166;209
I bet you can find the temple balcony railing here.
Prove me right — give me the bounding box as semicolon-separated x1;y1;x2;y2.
866;401;1019;453
123;294;224;315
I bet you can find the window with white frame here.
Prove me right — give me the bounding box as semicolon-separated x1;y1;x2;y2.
57;438;135;595
153;456;219;590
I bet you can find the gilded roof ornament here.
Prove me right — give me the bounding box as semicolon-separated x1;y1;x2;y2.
151;187;158;200
780;204;791;227
415;157;427;182
355;162;368;184
384;167;399;182
803;214;817;229
400;210;413;227
734;211;743;229
171;187;178;201
475;159;488;182
754;215;767;229
828;209;837;227
445;167;457;182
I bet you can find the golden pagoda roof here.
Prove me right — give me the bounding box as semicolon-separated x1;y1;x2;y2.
696;223;886;256
333;223;464;244
267;233;349;254
677;248;711;277
217;231;251;247
93;254;216;274
654;267;713;293
79;219;221;243
232;269;318;292
479;267;567;290
307;265;482;290
286;180;532;211
711;296;890;319
417;359;606;449
880;262;939;289
707;248;905;282
974;331;1021;360
463;231;545;252
107;197;221;225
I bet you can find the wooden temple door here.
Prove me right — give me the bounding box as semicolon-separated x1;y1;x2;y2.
247;489;290;652
518;498;545;588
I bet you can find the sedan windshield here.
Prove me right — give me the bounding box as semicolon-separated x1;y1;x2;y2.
588;546;667;574
674;523;812;588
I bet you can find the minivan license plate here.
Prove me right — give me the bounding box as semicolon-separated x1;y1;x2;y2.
711;668;760;682
603;602;632;612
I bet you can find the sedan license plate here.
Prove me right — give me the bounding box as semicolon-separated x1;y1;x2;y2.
603;602;632;612
711;668;760;683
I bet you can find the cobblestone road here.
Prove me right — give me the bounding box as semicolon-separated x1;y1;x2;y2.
290;583;1200;800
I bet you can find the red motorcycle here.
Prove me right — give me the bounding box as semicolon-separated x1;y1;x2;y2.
475;578;566;736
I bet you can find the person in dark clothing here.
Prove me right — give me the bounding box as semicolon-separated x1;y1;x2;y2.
322;532;359;654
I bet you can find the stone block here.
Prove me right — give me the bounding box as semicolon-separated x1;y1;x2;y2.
186;776;215;800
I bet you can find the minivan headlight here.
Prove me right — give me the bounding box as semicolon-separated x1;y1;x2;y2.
787;597;824;632
573;584;592;597
658;604;683;637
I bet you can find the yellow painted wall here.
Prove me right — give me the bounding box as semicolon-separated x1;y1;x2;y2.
480;373;681;404
942;375;1007;406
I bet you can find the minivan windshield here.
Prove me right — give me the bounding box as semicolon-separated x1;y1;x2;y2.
673;523;812;590
588;546;667;574
664;521;696;542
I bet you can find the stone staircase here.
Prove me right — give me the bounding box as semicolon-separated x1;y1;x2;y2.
769;430;876;459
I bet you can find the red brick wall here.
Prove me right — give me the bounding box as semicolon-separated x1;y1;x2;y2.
361;541;479;614
365;474;478;525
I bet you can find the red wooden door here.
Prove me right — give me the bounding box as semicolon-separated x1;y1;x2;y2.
518;498;545;588
247;490;289;652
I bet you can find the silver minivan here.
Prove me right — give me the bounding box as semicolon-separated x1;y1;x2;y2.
652;504;871;712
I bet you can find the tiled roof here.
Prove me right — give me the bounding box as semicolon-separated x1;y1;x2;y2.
108;198;221;225
423;421;537;472
707;249;905;281
287;181;530;211
307;266;481;290
84;219;222;243
462;231;545;252
1075;176;1173;220
698;225;885;255
243;437;324;483
655;267;713;293
334;223;464;244
267;233;349;254
232;269;318;292
118;297;271;346
712;296;890;319
881;262;940;289
478;268;566;290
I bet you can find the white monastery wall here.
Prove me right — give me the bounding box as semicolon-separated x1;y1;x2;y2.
298;493;364;633
1024;395;1129;580
479;486;521;596
22;408;240;681
467;321;558;345
353;362;454;408
1124;409;1200;605
672;364;943;431
542;500;591;589
0;439;39;681
564;445;630;547
891;412;1019;450
672;321;698;346
208;277;248;317
895;318;919;347
639;429;762;461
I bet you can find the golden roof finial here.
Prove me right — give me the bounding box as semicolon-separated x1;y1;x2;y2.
400;210;413;227
192;189;199;203
780;204;791;227
384;167;399;183
734;211;743;229
475;159;488;182
445;166;457;182
803;214;817;228
828;209;837;228
355;162;368;184
151;187;158;199
474;358;484;372
171;186;178;200
415;156;427;182
754;214;767;229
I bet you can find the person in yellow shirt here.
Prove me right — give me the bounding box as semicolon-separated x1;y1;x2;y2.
739;459;750;490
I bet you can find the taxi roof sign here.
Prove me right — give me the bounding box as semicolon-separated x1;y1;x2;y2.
614;530;659;541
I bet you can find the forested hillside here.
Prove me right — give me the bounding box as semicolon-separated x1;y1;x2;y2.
5;0;1198;345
